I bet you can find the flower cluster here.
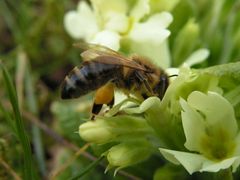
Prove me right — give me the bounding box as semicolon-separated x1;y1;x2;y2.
64;0;174;68
63;0;240;178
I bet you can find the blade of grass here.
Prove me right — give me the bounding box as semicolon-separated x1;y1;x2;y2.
25;60;47;177
0;61;37;180
16;49;27;110
0;102;17;135
69;156;105;180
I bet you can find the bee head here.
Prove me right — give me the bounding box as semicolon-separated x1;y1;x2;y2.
153;73;169;100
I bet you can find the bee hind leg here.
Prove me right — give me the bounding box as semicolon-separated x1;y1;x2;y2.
91;104;103;120
107;96;114;108
90;83;114;120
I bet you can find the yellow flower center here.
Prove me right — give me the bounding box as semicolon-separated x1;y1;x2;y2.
200;127;236;161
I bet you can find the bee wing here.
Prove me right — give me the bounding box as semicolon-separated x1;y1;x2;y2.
74;43;150;72
73;42;120;56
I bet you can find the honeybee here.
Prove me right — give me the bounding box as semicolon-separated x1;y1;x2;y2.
61;43;169;119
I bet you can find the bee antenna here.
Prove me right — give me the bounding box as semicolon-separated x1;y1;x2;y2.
168;74;178;78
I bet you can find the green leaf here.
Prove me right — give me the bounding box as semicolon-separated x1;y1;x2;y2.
0;101;17;134
0;62;37;180
201;62;240;80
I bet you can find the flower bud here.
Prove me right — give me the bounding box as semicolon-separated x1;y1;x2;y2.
106;140;153;174
79;115;153;144
79;119;114;144
172;19;200;66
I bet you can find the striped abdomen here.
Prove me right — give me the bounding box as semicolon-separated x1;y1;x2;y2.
61;61;121;99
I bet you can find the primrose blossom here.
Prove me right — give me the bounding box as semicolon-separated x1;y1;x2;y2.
64;0;173;68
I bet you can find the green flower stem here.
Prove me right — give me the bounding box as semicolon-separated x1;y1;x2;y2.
70;156;104;180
